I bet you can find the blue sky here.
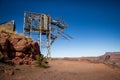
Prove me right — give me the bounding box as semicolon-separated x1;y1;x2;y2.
0;0;120;57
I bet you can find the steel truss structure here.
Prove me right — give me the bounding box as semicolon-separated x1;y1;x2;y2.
23;12;67;58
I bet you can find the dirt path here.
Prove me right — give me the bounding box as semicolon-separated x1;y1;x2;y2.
1;60;120;80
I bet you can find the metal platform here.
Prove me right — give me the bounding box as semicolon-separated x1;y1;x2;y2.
23;12;68;58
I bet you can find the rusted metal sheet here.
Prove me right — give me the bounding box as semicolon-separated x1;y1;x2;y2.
0;20;15;31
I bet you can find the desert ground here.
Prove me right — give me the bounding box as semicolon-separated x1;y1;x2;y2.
0;59;120;80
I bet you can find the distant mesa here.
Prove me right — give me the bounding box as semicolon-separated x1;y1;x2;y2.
103;52;120;56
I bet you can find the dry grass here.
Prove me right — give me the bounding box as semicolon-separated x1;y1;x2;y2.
35;55;49;68
0;28;17;34
19;33;24;37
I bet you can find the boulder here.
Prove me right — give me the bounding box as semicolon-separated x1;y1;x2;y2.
4;69;14;75
0;38;10;51
0;31;41;65
0;32;10;39
15;52;25;57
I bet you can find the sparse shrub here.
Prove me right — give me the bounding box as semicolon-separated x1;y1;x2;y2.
19;33;24;37
35;54;49;68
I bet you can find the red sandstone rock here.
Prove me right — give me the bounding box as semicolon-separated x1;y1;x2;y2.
0;39;9;51
15;52;25;57
0;31;41;65
4;69;14;75
30;61;37;65
0;32;9;39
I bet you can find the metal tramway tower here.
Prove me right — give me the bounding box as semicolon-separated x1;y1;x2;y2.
23;12;69;58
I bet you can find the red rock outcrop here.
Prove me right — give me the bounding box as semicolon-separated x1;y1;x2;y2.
0;30;41;65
